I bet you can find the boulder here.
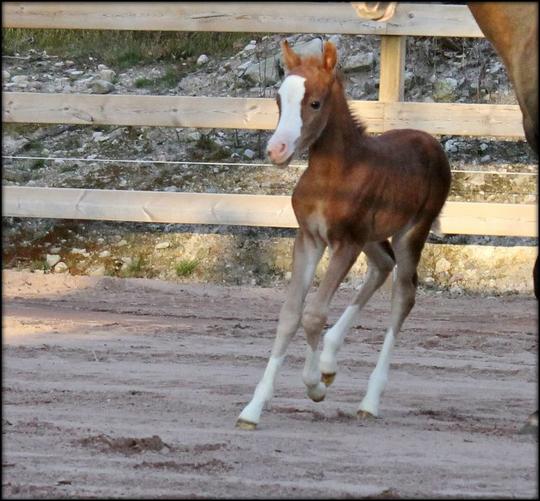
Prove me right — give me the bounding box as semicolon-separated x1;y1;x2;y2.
89;79;115;94
343;52;374;73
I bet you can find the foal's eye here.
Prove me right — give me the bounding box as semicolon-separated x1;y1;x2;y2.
310;100;321;110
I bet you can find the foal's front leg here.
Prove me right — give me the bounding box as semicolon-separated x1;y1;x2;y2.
301;241;363;401
236;231;325;430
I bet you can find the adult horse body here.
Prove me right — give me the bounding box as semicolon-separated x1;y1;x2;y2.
236;41;451;430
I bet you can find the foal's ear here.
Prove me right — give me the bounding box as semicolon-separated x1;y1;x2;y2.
281;40;301;70
322;41;338;73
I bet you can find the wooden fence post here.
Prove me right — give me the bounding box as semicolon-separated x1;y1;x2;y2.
379;35;406;102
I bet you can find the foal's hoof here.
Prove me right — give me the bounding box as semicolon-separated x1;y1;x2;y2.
308;383;327;402
321;372;336;387
357;410;378;420
236;418;257;431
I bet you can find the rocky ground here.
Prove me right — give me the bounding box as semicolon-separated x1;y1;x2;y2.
2;33;538;291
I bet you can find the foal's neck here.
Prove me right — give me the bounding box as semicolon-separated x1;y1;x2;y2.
310;77;366;163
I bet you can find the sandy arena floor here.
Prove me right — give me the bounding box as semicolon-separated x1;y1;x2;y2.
2;270;538;498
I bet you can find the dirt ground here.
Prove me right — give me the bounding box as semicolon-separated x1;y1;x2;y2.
2;270;538;498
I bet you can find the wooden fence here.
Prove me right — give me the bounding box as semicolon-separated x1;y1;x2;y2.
2;2;537;237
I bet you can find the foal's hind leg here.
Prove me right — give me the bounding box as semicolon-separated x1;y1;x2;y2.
319;241;396;387
358;222;430;418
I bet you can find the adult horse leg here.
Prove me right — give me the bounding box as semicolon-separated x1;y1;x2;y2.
301;240;363;402
236;230;325;430
319;241;396;387
358;220;430;418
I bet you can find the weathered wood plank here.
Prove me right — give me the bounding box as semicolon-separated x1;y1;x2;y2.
379;35;406;102
2;92;525;137
2;2;483;37
3;186;537;237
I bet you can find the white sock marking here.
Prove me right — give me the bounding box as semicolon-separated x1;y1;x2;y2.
320;305;359;374
359;328;395;416
303;345;326;401
238;355;284;424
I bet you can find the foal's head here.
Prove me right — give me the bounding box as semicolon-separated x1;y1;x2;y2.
267;40;338;167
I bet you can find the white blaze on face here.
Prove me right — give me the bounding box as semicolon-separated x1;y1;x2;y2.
267;75;306;163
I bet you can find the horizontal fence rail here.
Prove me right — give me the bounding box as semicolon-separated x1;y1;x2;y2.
2;92;525;137
3;187;538;238
2;2;484;37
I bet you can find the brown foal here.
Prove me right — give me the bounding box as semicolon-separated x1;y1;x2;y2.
236;40;451;430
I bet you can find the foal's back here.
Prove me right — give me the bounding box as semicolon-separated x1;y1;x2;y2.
294;127;451;243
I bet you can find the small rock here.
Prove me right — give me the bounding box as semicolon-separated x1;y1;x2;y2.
435;258;451;274
46;254;61;267
99;250;111;258
155;241;171;250
88;265;106;276
11;74;28;83
89;79;115;94
243;57;280;85
343;52;374;73
49;246;61;254
54;262;69;273
3;70;11;80
480;154;491;163
99;69;116;82
444;139;458;153
97;64;108;71
188;131;202;141
70;247;87;255
433;77;458;102
243;148;256;159
120;257;133;271
243;42;257;51
197;54;209;66
479;143;489;151
92;131;108;142
116;239;128;247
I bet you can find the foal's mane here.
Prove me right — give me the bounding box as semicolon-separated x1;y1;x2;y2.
334;70;368;136
294;50;368;137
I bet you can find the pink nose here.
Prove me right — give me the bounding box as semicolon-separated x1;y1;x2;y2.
267;142;287;163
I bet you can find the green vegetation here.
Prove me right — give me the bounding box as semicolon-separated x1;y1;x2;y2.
30;259;51;272
3;29;254;69
134;77;154;88
134;66;187;89
175;259;199;277
121;256;146;278
191;134;231;161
